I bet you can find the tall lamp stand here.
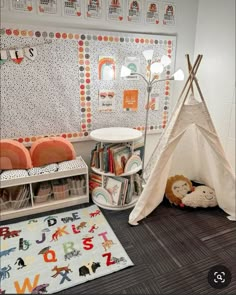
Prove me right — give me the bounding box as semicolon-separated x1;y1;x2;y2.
121;50;184;186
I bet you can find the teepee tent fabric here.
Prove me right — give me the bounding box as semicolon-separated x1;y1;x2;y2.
129;55;236;225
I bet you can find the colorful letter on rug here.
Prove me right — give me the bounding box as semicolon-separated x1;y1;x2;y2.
0;204;133;294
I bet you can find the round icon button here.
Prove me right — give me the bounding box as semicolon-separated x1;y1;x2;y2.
208;265;232;289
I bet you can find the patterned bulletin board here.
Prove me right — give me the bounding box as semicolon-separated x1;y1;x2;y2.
0;26;176;144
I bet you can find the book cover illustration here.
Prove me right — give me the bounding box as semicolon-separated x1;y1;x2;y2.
123;90;138;111
85;0;102;19
98;56;116;81
105;177;123;205
62;0;82;17
98;90;115;112
113;147;131;176
124;155;142;173
115;176;129;205
127;0;142;23
107;0;124;22
92;186;113;205
145;1;159;24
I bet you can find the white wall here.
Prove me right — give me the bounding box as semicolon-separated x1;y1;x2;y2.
194;0;235;172
1;0;199;167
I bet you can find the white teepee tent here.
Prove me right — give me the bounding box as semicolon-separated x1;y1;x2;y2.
129;55;236;225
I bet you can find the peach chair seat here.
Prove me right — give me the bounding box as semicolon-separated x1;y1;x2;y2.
30;137;76;167
0;140;32;170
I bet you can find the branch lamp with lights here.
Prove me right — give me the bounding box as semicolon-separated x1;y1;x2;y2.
120;49;184;184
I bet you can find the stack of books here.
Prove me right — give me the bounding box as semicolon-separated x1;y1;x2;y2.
103;173;142;205
90;143;132;175
89;172;102;192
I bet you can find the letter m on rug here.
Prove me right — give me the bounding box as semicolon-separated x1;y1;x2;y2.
14;274;40;294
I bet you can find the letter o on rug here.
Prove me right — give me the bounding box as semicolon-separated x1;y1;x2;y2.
0;140;32;170
30;137;76;167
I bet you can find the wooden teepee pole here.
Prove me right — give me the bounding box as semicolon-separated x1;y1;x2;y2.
187;54;194;95
183;55;203;103
177;54;201;103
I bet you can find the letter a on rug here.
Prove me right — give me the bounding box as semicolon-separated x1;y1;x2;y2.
0;204;133;294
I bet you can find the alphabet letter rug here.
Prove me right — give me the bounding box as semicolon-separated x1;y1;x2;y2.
0;204;133;294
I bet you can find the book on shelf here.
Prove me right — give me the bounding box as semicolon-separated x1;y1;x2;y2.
125;180;134;204
113;147;131;176
89;172;102;192
90;142;100;168
133;173;142;195
133;139;144;161
104;176;124;205
103;145;109;173
104;175;129;206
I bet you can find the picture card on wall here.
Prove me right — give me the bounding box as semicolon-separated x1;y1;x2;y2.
162;2;176;26
85;0;103;19
145;93;159;110
126;0;142;23
106;0;124;22
98;56;116;80
10;0;34;12
62;0;83;17
124;57;140;80
123;90;138;111
37;0;59;15
98;90;115;112
145;1;159;24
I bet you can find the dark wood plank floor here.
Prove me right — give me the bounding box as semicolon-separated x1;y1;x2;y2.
2;200;236;294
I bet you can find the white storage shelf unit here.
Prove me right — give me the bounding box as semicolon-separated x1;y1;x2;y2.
0;157;89;220
90;127;143;211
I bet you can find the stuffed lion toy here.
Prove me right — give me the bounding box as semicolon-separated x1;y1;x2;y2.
165;175;193;206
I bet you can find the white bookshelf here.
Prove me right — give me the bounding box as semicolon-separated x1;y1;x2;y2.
0;156;89;220
90;127;143;210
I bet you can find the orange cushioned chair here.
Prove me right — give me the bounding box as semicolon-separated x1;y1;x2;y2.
30;137;76;167
0;140;32;170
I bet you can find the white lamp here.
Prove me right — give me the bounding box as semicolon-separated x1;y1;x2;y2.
121;52;184;184
120;65;132;78
150;62;164;74
161;55;171;67
172;68;185;81
142;49;154;62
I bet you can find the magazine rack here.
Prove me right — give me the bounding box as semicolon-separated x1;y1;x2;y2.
90;127;143;210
